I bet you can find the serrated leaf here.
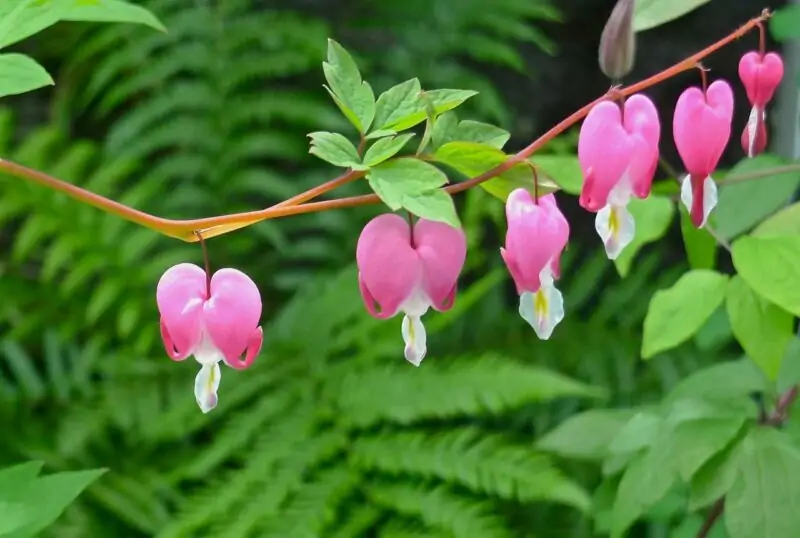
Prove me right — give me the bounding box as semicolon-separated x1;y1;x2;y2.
537;409;637;460
532;154;583;195
725;429;800;538
0;54;53;98
307;131;363;168
714;154;800;240
363;133;414;167
323;39;375;132
732;234;800;317
372;78;423;132
634;0;712;32
366;157;449;212
680;207;717;269
402;189;461;228
372;88;478;132
433;141;558;201
726;275;793;380
642;269;729;359
436;119;510;149
614;196;675;277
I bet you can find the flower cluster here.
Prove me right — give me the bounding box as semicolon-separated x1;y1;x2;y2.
155;47;784;413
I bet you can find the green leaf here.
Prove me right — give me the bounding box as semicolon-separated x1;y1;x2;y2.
532;154;583;195
754;201;800;236
365;129;397;140
60;0;166;31
307;131;363;169
732;234;800;317
433;141;558;202
714;154;800;240
666;359;769;403
671;516;730;538
633;0;713;32
430;112;459;150
437;118;510;150
777;338;800;394
2;468;107;536
0;54;53;98
0;462;43;492
614;196;675;277
362;133;414;167
770;5;800;42
689;439;742;511
680;207;717;269
537;409;638;461
401;190;460;229
323;39;375;133
611;449;677;538
642;270;729;359
724;428;800;538
372;78;423;132
726;275;794;380
666;416;747;481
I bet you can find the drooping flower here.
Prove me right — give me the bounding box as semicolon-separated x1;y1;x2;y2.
739;51;784;157
578;94;660;259
356;214;466;366
673;79;734;228
500;190;570;340
157;263;263;413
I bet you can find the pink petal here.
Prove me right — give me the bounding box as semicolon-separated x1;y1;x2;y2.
673;80;734;177
622;94;661;198
203;268;263;368
156;263;206;360
356;214;421;318
503;190;569;293
739;51;784;107
414;219;467;311
578;101;636;211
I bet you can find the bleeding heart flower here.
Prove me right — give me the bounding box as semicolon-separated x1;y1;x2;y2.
673;79;734;228
157;263;263;413
578;94;660;259
501;190;570;339
356;214;467;366
739;51;784;157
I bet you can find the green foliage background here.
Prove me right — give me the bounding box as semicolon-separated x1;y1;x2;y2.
1;1;794;537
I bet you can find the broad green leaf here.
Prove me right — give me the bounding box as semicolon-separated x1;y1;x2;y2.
0;501;30;534
372;88;478;132
0;54;53;98
666;359;769;403
770;5;800;42
372;78;423;132
693;305;733;351
666;416;747;481
430;112;459;150
726;275;794;380
61;0;165;31
608;411;662;456
0;462;43;491
532;154;583;195
0;0;164;49
714;154;800;240
680;208;717;269
401;190;460;229
642;270;728;359
634;0;713;32
364;129;396;140
323;39;375;133
732;234;800;316
777;338;800;394
433;141;558;201
537;409;638;460
592;476;619;534
689;439;742;510
725;429;800;538
362;133;414;167
614;196;675;277
754;201;800;236
671;516;730;538
307;131;363;169
430;112;510;150
2;468;106;536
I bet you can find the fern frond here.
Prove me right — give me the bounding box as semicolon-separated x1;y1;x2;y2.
333;354;604;427
328;504;384;538
368;482;514;538
351;427;590;511
378;518;453;538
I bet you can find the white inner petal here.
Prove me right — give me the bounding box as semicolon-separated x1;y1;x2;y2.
401;315;427;366
517;259;564;340
193;326;225;365
595;203;635;260
194;362;221;414
680;173;717;228
745;106;762;157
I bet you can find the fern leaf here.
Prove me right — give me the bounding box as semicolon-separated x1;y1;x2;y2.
379;518;453;538
368;482;514;538
351;427;590;511
328;504;384;538
334;354;604;427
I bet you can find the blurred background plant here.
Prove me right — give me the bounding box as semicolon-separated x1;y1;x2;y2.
0;0;797;537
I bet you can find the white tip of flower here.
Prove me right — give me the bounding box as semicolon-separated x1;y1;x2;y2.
194;362;221;413
401;314;427;366
595;203;635;260
680;174;718;229
746;106;763;158
519;283;564;340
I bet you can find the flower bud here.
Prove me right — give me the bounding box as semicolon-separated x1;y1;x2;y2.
598;0;636;81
